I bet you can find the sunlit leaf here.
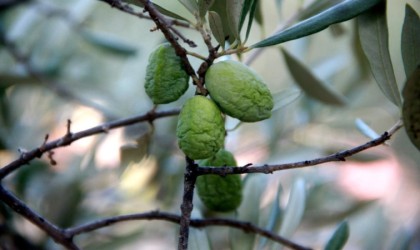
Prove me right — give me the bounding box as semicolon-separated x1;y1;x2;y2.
278;178;306;240
401;4;420;79
208;11;225;48
324;221;350;250
231;174;267;250
178;0;199;15
252;0;381;48
258;183;282;249
358;2;402;107
80;30;137;57
189;210;211;250
281;48;347;106
355;118;380;140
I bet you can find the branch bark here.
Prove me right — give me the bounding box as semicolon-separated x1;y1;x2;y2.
0;109;180;180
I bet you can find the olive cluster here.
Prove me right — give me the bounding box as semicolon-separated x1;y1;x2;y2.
144;43;274;212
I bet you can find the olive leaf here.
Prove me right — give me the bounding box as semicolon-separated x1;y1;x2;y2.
80;30;137;56
324;221;350;250
208;11;225;48
401;4;420;79
278;178;306;241
358;1;402;107
178;0;199;15
281;48;347;106
402;66;420;151
198;0;215;18
122;0;189;21
226;0;244;42
251;0;382;48
210;0;235;43
231;174;267;250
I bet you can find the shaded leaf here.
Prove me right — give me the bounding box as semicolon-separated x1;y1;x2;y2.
239;0;252;32
281;48;347;106
210;0;235;43
401;4;420;79
254;0;263;27
226;0;244;42
208;11;225;48
198;0;215;18
80;30;137;56
278;178;306;240
402;66;420;151
252;0;381;48
244;0;259;41
324;221;350;250
358;2;402;107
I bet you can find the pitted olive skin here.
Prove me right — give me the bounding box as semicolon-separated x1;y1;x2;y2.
197;149;242;212
145;43;189;104
205;60;274;122
176;96;225;160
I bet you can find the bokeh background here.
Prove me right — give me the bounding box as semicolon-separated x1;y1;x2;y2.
0;0;419;249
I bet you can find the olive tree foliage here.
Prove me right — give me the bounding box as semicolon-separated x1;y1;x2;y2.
0;0;419;249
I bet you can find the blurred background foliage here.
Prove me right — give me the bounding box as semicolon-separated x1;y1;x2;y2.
0;0;419;249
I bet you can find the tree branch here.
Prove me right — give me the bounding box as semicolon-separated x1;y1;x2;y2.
0;185;80;250
178;158;198;250
65;210;311;250
0;109;180;180
197;120;403;176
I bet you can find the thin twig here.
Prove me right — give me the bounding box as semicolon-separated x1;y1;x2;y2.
0;109;180;180
197;120;403;175
0;185;80;250
65;210;311;250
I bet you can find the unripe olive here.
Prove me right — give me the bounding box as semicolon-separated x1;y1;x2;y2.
176;96;225;160
205;60;274;122
197;149;242;212
145;43;189;104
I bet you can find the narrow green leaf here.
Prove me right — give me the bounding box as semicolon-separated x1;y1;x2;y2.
278;178;306;240
254;0;263;27
296;0;345;22
324;221;350;250
198;0;215;18
281;48;347;106
80;31;137;56
239;0;252;32
208;11;226;48
231;174;267;250
252;0;382;48
401;4;420;79
244;0;259;41
226;0;244;42
178;0;199;15
358;2;402;107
